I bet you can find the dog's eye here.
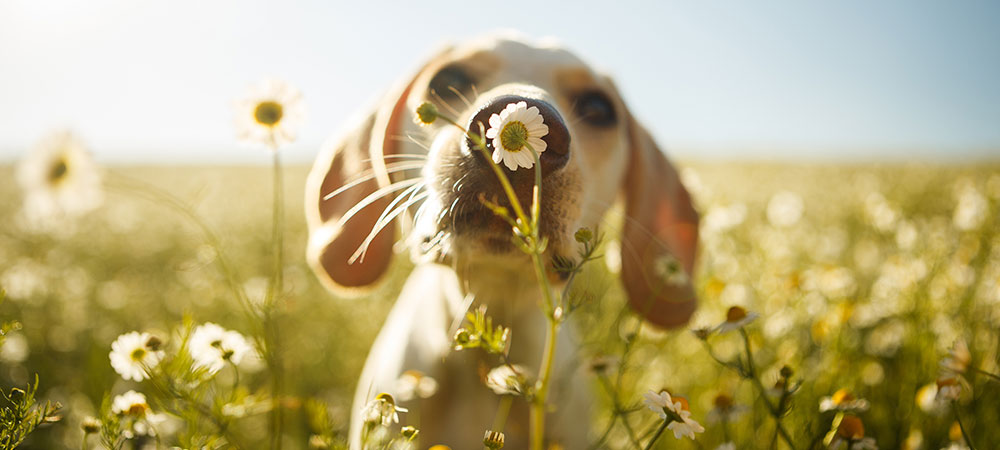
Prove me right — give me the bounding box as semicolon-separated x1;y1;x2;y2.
573;91;617;127
428;66;475;106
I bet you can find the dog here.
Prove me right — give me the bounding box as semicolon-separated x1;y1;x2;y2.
305;33;700;449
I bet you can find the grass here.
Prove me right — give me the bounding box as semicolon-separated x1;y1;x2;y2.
0;162;998;449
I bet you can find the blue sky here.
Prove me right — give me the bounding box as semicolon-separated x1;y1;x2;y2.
1;0;998;164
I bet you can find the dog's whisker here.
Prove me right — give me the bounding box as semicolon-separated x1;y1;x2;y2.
399;133;433;152
430;90;462;118
447;85;473;108
350;192;429;264
361;153;428;162
333;178;422;229
370;181;425;236
323;162;424;201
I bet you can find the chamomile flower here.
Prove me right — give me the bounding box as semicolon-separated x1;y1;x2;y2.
828;415;878;450
17;130;103;230
395;370;439;401
643;390;705;440
706;393;748;424
484;101;548;171
940;339;971;376
935;377;962;402
715;306;759;333
111;390;150;416
362;393;407;427
234;78;306;149
485;365;530;396
109;332;164;381
819;389;870;413
188;323;253;374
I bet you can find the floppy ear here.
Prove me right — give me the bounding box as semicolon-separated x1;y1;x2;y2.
305;54;440;293
619;112;700;328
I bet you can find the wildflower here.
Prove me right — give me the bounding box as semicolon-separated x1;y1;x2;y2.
706;393;748;424
935;377;961;402
111;390;150;416
691;326;714;340
415;102;439;125
17;130;103;229
483;430;505;449
820;389;870;413
766;190;804;227
362;393;407;427
188;322;253;374
395;370;439;401
828;415;878;449
484;101;548;171
715;306;759;333
653;253;689;286
485;365;530;396
234;78;306;149
400;426;419;440
109;332;164;381
452;328;476;350
940;340;971;375
81;416;101;434
643;390;705;439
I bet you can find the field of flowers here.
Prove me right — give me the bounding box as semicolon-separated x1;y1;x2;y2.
1;149;998;449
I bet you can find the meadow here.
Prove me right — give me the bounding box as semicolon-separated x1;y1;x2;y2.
0;162;998;449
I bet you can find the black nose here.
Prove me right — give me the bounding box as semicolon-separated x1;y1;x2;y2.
465;95;570;176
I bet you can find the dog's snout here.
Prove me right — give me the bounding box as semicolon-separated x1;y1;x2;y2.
466;95;570;175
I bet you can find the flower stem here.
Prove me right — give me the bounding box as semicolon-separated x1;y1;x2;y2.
267;142;285;450
972;367;1000;382
739;328;796;450
642;419;671;450
952;401;978;450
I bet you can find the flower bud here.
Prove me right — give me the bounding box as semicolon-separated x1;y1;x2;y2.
574;227;593;244
416;102;439;125
81;416;101;434
483;430;505;449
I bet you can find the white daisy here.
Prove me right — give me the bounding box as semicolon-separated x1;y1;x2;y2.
395;370;439;401
361;393;408;427
485;364;530;396
484;101;548;171
234;78;306;149
819;389;870;413
643;390;704;439
935;377;962;402
666;409;705;440
940;339;971;375
16;130;103;230
109;332;164;381
715;306;760;333
188;322;253;374
111;390;150;416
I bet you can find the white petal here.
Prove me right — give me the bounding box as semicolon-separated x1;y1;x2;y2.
489;114;502;128
528;138;547;153
503;154;518;171
528;123;549;137
486;127;498;139
492;148;503;164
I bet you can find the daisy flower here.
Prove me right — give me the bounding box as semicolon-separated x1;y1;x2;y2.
819;389;870;413
109;332;164;381
935;377;962;402
939;339;971;375
234;78;306;149
484;101;548;171
17;130;102;230
188;323;253;374
828;415;877;450
111;390;150;416
362;393;407;427
643;390;705;440
395;370;439;401
715;306;759;333
485;364;530;396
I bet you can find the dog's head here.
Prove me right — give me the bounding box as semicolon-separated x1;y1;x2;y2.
306;34;699;328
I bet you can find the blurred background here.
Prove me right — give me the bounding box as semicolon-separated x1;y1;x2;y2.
2;0;999;164
1;1;999;449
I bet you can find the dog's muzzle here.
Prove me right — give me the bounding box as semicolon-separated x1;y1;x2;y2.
464;95;571;187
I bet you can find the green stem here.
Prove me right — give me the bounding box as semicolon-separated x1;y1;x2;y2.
268;144;285;450
642;419;671;450
972;367;1000;382
492;395;514;432
952;401;978;450
740;328;796;450
597;374;643;449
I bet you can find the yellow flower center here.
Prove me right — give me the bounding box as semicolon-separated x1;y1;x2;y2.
831;389;854;404
130;347;146;361
254;101;284;127
48;158;69;184
726;306;747;322
499;120;528;152
713;393;733;410
126;403;149;416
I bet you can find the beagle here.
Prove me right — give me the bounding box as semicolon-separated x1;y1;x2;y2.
305;33;699;449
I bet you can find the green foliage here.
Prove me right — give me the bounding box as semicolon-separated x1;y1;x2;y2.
0;376;61;450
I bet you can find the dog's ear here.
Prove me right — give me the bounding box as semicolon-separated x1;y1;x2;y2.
619;112;700;328
305;50;446;294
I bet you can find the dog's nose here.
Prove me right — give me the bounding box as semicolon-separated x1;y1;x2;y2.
466;95;570;175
